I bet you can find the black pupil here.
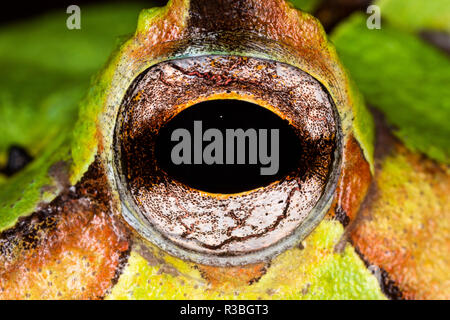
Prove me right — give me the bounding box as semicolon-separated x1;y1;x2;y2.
155;100;303;193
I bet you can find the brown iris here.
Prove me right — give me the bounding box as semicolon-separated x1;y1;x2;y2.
114;55;340;265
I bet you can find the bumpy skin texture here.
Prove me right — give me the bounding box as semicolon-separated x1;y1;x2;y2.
0;0;448;300
377;0;450;32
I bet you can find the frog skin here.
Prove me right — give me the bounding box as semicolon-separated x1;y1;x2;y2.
0;0;448;300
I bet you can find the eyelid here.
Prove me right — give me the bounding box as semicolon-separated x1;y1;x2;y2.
63;0;376;268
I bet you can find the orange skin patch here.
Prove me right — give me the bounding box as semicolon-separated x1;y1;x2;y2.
0;162;130;300
351;145;450;300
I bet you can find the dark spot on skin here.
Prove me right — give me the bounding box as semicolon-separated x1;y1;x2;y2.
0;146;33;177
247;264;268;285
334;182;378;254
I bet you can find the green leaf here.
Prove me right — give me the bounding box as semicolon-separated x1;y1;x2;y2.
332;13;450;164
376;0;450;33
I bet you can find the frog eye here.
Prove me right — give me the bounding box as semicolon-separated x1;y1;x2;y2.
113;55;341;266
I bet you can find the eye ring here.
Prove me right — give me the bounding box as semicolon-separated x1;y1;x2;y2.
113;55;342;266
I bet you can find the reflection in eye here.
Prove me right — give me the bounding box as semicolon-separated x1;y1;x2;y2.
114;55;341;266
